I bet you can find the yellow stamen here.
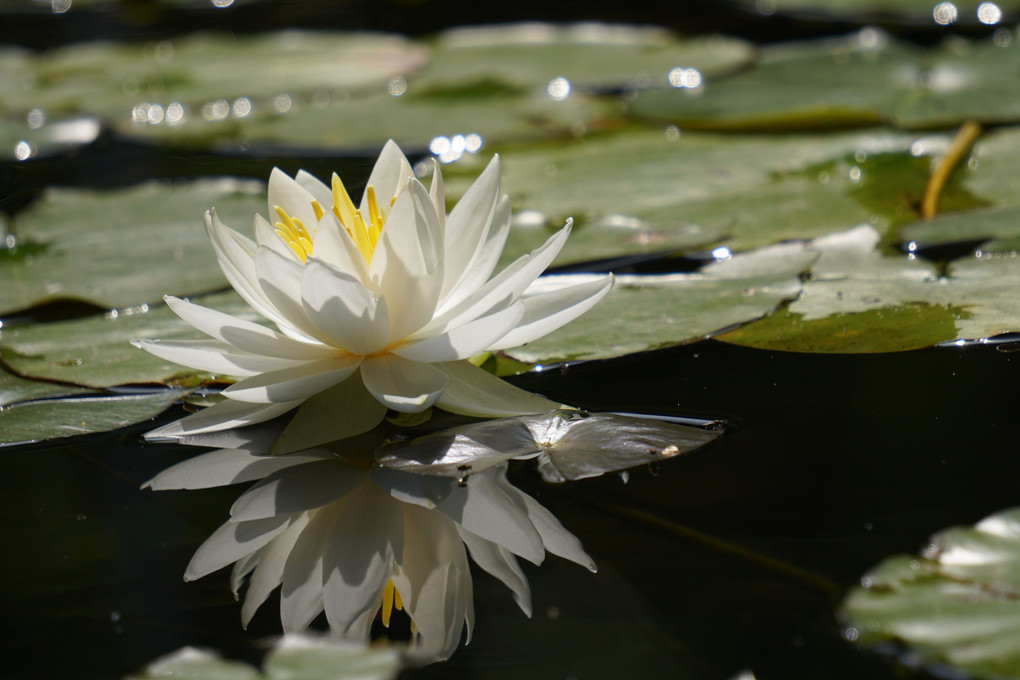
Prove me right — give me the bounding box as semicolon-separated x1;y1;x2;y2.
310;199;325;222
273;205;313;262
366;185;383;244
381;578;404;628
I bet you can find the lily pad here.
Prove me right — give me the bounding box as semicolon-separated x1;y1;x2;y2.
0;114;100;160
899;204;1020;250
721;225;1020;352
0;387;186;446
501;241;814;364
0;289;257;388
630;30;1020;131
736;0;1020;26
462;127;922;264
0;178;264;314
843;506;1020;679
419;23;755;92
13;31;427;122
127;636;400;680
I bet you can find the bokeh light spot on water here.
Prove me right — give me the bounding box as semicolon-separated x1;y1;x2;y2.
547;77;570;101
14;141;34;160
933;2;958;25
429;134;482;163
387;76;407;96
755;0;776;15
668;67;702;89
977;1;1002;24
231;97;252;118
272;94;292;114
27;108;45;129
211;0;235;6
50;0;71;13
202;99;230;121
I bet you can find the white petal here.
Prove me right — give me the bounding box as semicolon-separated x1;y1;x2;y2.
360;355;448;413
185;515;291;581
310;213;370;284
440;194;512;310
205;209;287;327
435;360;561;417
396;504;472;660
440;156;501;300
164;296;332;360
254;212;301;263
295;169;331;208
513;489;597;572
268;167;319;238
363;139;414;217
132;338;297;376
392;303;523;363
322;482;403;635
230;459;364;522
301;258;390;355
280;504;340;631
254;247;326;341
430;220;572;332
369;184;445;341
231;549;261;597
222;355;362;404
374;466;544;565
271;372;388;453
145;448;334;490
487;275;614;351
144;398;302;439
457;527;531;616
242;513;312;627
428;158;446;232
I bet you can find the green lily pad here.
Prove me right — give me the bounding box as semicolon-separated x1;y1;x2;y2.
14;31;427;121
899;204;1020;250
0;387;185;446
419;23;755;92
127;637;401;680
630;30;1020;131
0;178;264;314
843;506;1020;679
125;86;621;151
0;114;100;160
738;0;1020;26
0;289;256;388
461;127;922;264
721;225;1020;352
502;241;814;364
961;126;1020;207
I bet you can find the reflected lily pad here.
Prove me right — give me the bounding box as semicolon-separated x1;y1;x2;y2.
843;506;1020;679
0;387;185;446
0;179;263;314
721;225;1020;352
501;241;814;364
631;30;1020;130
0;289;256;388
376;410;722;483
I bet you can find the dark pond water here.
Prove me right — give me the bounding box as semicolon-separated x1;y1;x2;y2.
2;2;1018;679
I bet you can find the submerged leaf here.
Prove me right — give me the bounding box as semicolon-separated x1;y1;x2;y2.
375;410;722;483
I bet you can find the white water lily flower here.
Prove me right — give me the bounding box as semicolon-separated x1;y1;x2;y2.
146;434;596;663
135;141;611;451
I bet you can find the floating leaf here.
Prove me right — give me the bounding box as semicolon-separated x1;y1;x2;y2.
463;127;923;265
419;23;754;92
721;225;1020;352
843;506;1020;679
126;646;260;680
262;635;400;680
630;30;1020;130
0;179;263;314
376;410;722;483
0;290;256;388
500;242;814;364
899;204;1020;250
735;0;1020;27
0;389;185;446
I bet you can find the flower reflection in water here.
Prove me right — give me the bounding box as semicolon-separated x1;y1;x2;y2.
146;417;598;663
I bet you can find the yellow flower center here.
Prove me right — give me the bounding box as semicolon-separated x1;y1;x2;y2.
381;577;404;628
274;173;390;264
